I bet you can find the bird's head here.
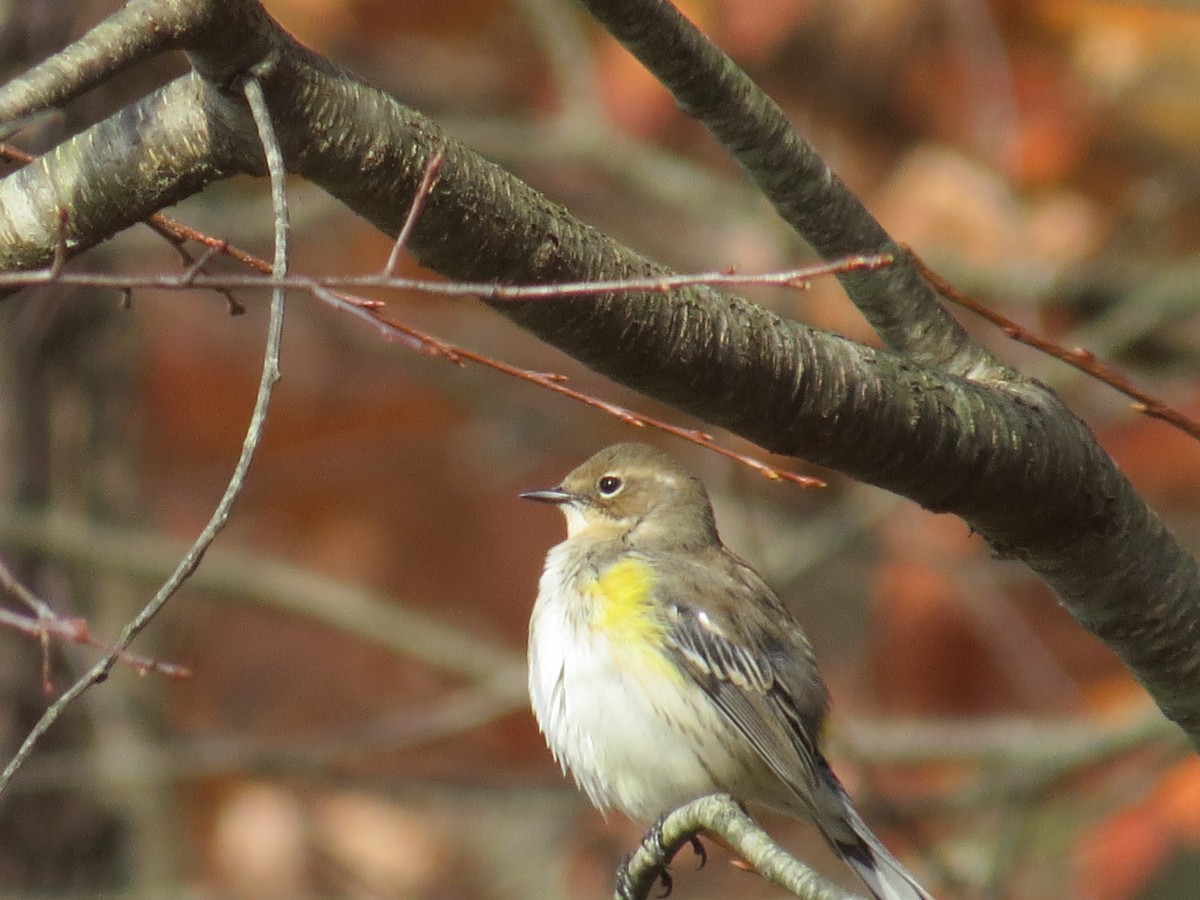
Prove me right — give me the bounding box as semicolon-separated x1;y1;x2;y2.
521;443;718;548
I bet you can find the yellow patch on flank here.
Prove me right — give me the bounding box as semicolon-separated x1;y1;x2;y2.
589;558;681;681
591;558;656;632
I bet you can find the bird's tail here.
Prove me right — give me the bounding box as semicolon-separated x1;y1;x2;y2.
814;762;933;900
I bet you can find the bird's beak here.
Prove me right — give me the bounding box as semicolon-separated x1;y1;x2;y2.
520;486;574;504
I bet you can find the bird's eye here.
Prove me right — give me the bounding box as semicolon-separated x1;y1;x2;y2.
597;475;623;497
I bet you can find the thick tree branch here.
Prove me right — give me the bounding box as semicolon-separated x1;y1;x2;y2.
0;73;243;274
0;0;274;124
573;0;997;379
0;0;1198;747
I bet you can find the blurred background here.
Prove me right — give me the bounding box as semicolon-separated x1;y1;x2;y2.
1;0;1199;897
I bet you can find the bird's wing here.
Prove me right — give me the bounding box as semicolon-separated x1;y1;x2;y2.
658;554;935;900
660;554;828;813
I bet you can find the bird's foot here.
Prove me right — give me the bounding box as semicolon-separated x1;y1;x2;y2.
615;814;706;899
616;849;673;900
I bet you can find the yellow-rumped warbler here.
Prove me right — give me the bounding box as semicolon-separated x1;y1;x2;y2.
522;443;931;900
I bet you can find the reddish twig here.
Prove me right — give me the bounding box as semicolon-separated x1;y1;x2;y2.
385;149;443;277
1;135;1194;446
0;557;191;683
324;291;826;488
909;248;1200;442
0;76;288;797
0;254;892;303
2;140;823;485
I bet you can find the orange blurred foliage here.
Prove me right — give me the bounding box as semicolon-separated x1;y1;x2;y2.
1076;758;1200;900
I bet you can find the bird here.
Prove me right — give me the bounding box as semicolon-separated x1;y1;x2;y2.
521;442;932;900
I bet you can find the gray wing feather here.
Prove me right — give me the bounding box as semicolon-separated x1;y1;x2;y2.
659;558;934;900
663;593;934;900
663;597;825;814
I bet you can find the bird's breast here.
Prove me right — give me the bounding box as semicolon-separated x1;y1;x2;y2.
529;542;711;816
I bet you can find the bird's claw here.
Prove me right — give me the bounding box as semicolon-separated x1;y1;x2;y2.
655;868;674;898
616;851;673;900
615;815;705;899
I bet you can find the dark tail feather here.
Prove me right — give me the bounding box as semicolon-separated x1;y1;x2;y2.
832;828;932;900
815;764;933;900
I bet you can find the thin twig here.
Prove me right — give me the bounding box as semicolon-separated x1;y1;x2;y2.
5;131;1193;443
909;248;1200;441
0;253;893;299
0;604;190;679
0;74;289;799
0;553;56;618
385;149;443;277
179;243;222;285
311;284;823;486
0;553;189;677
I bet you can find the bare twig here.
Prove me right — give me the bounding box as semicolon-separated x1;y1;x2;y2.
0;604;190;680
0;554;189;678
0;534;63;697
385;149;443;277
0;553;55;619
910;249;1200;441
312;280;824;486
0;73;289;799
3;131;837;484
0;246;893;300
0;507;526;686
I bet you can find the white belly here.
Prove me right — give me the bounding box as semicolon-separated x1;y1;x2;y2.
527;545;748;820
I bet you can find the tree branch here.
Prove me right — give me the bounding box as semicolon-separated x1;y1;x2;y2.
0;0;1197;747
573;0;995;378
618;794;861;900
0;71;289;798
